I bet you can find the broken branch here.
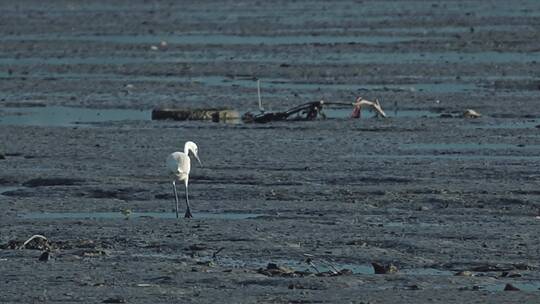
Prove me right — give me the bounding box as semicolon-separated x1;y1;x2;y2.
21;234;48;249
353;97;387;118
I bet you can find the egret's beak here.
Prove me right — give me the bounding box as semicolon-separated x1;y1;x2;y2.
194;154;202;167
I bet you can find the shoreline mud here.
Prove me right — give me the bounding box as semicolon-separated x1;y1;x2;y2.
1;1;539;303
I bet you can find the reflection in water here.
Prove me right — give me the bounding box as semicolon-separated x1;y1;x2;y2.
0;106;150;127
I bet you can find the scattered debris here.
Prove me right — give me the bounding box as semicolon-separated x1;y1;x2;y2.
257;262;351;278
136;284;153;287
500;271;522;278
73;249;108;257
242;97;387;123
102;297;127;303
372;262;398;274
151;107;240;122
147;276;173;284
288;283;306;290
196;260;215;267
121;208;132;220
471;264;512;272
463;109;481;118
351;97;387;118
258;263;297;277
212;247;225;260
303;254;340;275
187;244;208;251
21;234;50;250
242;101;326;123
504;283;520;291
406;284;421;290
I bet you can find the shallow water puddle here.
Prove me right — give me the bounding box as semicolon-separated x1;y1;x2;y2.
19;211;262;220
135;254;455;276
483;281;540;292
0;186;21;196
0;106;150;127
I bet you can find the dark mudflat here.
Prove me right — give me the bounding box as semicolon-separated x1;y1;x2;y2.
1;1;539;303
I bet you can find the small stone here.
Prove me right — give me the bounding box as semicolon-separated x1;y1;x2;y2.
338;269;353;276
196;260;215;267
188;244;207;251
38;251;50;262
258;263;296;277
504;283;520;291
288;283;305;289
102;297;126;303
455;271;474;277
372;262;398;274
463;109;481;118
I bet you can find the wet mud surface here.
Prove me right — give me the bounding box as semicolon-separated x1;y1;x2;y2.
1;1;540;303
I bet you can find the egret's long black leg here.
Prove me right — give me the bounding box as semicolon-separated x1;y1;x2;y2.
184;185;193;218
172;180;179;219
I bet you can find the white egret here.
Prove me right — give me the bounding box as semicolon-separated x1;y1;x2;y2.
166;141;202;218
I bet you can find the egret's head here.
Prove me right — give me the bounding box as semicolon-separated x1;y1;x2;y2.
185;141;202;166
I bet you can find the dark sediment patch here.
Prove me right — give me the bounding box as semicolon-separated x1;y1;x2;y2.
22;177;85;187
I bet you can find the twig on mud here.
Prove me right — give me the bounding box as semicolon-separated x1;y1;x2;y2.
304;256;321;273
21;234;48;249
303;253;340;274
212;247;225;260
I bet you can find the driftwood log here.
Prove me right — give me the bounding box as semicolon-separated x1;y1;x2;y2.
151;108;240;122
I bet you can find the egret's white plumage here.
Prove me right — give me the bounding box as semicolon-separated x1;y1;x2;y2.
166;141;201;218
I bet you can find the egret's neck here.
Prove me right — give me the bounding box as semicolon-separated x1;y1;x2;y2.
184;145;190;156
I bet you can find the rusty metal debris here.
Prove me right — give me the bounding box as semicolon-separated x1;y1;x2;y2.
463;109;481;118
257;262;352;277
242;97;387;123
372;262;399;274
